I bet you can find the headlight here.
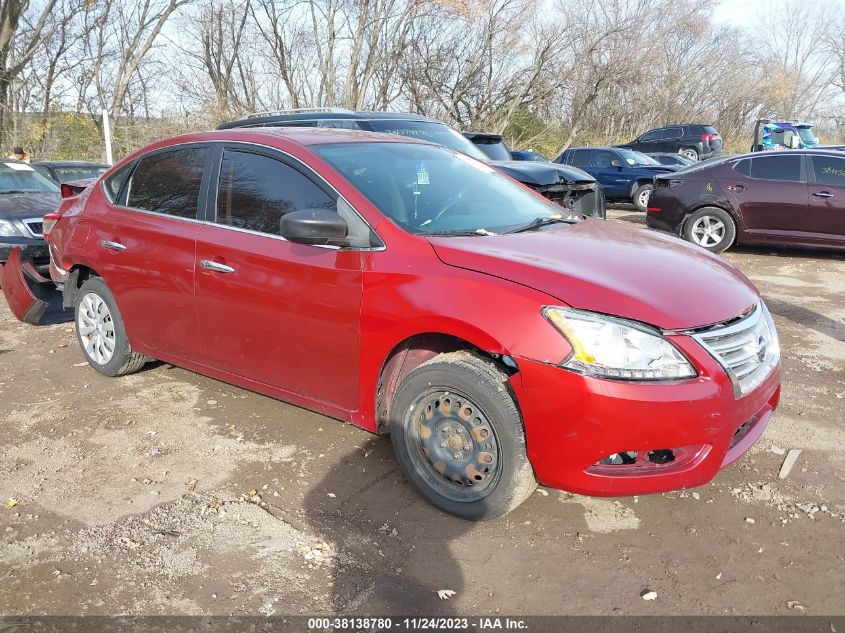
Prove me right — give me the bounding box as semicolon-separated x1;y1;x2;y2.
543;307;696;380
0;219;23;237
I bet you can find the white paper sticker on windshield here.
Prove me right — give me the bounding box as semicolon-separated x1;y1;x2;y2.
5;162;33;171
416;162;430;185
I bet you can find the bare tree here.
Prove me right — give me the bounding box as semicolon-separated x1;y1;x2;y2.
0;0;60;141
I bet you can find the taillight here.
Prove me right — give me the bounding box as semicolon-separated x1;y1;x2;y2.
60;182;88;198
42;212;60;241
701;133;716;141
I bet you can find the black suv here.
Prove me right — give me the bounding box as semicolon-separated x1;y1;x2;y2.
615;124;723;162
219;109;605;218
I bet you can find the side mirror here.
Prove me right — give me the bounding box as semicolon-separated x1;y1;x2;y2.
610;159;623;168
280;208;348;245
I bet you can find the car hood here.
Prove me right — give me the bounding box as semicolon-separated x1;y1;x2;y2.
0;192;60;220
490;160;596;186
427;219;758;330
629;164;680;174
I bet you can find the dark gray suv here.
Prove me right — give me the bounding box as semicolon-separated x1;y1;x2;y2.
616;124;723;162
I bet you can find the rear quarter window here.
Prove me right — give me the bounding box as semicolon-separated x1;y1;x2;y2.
104;162;134;203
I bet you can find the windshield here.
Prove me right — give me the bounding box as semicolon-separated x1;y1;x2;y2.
314;142;563;235
470;140;512;161
53;166;108;183
367;120;490;161
0;162;60;193
798;127;818;145
618;149;659;166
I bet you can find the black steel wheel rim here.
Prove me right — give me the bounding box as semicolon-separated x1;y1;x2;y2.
404;389;501;503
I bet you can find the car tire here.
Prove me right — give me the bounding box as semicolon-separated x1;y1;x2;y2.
680;148;699;161
632;183;653;211
389;350;537;521
683;207;736;253
74;277;146;377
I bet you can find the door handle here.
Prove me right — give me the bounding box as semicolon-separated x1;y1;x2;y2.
101;240;126;251
813;191;834;198
727;184;745;192
199;259;235;274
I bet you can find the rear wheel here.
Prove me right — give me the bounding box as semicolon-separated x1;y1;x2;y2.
680;148;699;161
74;277;147;376
683;207;736;253
389;351;536;520
632;183;653;211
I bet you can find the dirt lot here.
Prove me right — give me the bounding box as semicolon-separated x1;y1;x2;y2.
1;208;844;617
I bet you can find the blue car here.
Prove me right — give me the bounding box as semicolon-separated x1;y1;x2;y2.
556;147;680;211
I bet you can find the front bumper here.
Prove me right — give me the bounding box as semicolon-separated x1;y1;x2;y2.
510;333;781;496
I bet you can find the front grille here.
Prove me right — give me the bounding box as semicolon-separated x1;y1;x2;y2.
692;302;780;397
23;219;44;237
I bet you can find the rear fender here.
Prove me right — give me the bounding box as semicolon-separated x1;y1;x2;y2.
1;247;73;325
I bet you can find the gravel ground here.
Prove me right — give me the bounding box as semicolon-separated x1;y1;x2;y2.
1;208;843;616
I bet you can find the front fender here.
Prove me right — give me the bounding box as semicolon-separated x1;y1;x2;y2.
353;255;573;430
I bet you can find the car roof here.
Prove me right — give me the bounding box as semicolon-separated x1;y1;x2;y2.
143;127;433;154
217;110;442;130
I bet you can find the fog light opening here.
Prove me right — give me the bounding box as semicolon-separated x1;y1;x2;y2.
598;451;638;466
647;449;675;465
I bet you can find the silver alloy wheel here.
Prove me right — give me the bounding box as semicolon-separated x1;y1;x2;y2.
637;187;651;208
680;148;698;160
690;214;726;248
77;292;116;365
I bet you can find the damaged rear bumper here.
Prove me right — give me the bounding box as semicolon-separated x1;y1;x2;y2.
1;246;72;325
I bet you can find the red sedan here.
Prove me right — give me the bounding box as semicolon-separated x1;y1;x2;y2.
45;128;781;519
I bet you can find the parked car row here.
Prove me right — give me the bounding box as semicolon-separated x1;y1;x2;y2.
4;112;840;522
3;118;783;521
219;109;606;218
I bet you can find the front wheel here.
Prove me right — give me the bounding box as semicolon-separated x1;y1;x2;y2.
683;207;736;253
74;277;147;376
632;183;653;211
389;351;537;520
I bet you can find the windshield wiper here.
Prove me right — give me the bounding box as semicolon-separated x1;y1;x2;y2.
424;228;497;237
0;190;35;194
505;215;578;234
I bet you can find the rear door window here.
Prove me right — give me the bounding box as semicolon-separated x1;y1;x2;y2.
568;149;592;167
214;149;336;236
810;155;845;187
126;147;209;218
749;155;803;182
660;127;682;140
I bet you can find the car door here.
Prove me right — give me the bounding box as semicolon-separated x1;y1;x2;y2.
719;154;807;243
631;129;661;154
194;144;367;410
91;144;210;359
593;150;628;198
806;153;845;245
659;127;683;153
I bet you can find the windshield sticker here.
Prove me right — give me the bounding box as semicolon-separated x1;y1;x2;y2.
416;162;429;185
5;162;34;171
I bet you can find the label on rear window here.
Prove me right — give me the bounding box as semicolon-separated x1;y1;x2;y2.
5;162;33;171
